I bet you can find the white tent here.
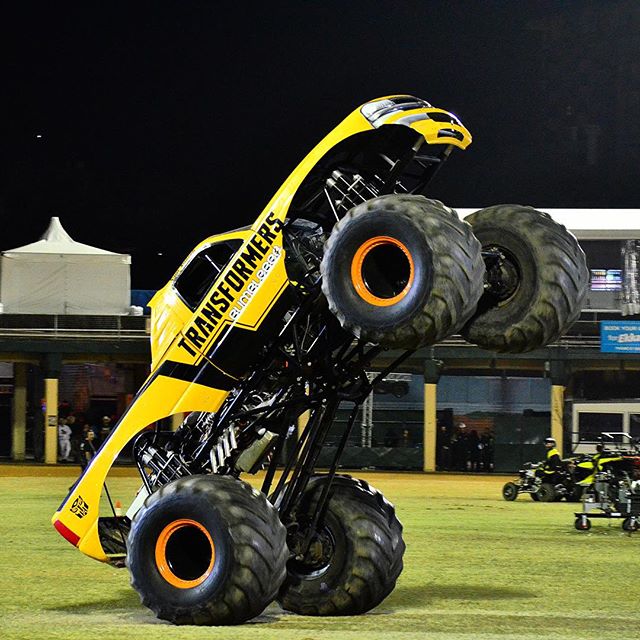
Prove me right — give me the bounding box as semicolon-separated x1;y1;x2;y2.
0;217;131;315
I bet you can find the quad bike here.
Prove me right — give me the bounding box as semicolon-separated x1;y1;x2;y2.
502;460;582;502
52;95;588;625
572;439;640;531
502;462;542;501
574;464;640;532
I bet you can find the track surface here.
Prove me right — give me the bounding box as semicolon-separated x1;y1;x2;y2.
1;471;638;640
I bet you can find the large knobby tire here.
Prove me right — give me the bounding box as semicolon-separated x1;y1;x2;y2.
320;195;485;349
461;205;588;353
127;475;288;625
278;475;405;616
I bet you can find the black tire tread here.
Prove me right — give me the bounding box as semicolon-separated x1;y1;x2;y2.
536;482;556;503
127;475;288;626
278;474;405;616
321;195;485;349
462;204;588;353
502;482;519;501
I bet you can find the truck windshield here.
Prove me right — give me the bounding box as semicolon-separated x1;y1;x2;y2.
174;240;242;309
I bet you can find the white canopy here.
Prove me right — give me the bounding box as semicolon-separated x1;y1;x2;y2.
0;217;131;315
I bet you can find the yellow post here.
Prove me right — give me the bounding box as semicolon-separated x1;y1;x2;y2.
11;363;27;461
423;383;437;472
44;377;59;464
551;384;565;453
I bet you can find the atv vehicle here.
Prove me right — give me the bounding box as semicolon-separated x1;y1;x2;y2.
502;462;542;501
502;460;582;502
571;434;640;485
574;453;640;531
572;436;640;530
52;95;588;625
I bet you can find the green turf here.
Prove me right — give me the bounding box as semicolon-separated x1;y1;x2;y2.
1;471;639;640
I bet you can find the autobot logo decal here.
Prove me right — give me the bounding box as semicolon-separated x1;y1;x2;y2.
178;212;283;357
70;496;89;519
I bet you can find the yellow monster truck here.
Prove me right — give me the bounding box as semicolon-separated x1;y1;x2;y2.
52;95;588;625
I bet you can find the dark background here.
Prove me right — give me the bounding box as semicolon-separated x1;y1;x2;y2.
2;1;639;288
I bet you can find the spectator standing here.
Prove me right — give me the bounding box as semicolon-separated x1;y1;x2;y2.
468;429;481;471
79;426;97;472
480;432;494;471
436;424;452;470
452;422;468;471
66;415;82;463
58;418;72;462
58;399;72;419
98;415;112;445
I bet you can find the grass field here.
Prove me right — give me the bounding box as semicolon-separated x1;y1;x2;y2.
1;468;639;640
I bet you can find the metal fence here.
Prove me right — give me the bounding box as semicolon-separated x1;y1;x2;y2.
0;314;148;339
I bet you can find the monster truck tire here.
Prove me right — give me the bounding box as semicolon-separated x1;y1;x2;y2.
502;482;519;501
277;475;405;615
461;205;588;353
127;475;287;625
320;195;485;349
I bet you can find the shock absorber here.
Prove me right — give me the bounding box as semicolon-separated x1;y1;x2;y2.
325;170;381;215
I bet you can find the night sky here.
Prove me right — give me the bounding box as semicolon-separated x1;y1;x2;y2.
2;1;639;288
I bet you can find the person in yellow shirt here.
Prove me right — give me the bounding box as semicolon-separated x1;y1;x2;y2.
536;437;563;482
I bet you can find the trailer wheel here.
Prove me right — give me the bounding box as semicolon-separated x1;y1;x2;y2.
622;517;639;532
321;195;484;349
278;475;404;616
127;475;287;625
502;482;519;501
461;205;588;353
575;515;591;531
536;483;556;502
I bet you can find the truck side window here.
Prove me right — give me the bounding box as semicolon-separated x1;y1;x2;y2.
174;240;242;309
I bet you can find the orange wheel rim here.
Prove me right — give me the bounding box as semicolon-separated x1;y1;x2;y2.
351;236;414;307
155;518;215;589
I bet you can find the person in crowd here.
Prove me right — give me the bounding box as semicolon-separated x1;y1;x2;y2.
66;414;82;463
467;429;481;471
436;423;452;471
480;431;494;472
451;422;468;471
57;417;72;462
58;399;72;419
79;425;97;472
98;415;113;445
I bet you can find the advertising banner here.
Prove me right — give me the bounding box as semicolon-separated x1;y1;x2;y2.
600;321;640;353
